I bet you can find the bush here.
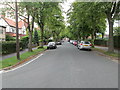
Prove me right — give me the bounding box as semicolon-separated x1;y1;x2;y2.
114;36;120;48
1;41;16;54
94;39;108;46
33;30;39;46
94;36;120;48
20;36;29;49
1;41;24;55
6;34;16;41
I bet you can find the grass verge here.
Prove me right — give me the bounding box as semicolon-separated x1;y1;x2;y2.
0;46;47;69
93;48;119;59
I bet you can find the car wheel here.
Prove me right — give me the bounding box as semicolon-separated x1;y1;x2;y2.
88;49;91;51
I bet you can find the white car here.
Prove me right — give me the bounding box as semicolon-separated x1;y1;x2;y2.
78;41;92;50
47;42;57;49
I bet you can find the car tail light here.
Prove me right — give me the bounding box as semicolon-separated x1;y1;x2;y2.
80;43;83;45
90;44;92;46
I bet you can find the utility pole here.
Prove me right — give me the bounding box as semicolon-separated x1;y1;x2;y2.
15;0;20;60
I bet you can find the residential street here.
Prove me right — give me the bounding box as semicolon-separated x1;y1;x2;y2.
2;42;118;88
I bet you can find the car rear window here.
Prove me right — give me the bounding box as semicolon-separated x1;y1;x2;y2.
84;42;90;44
48;42;55;45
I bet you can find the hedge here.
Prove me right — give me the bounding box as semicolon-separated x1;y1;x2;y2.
1;41;24;55
6;34;16;41
94;39;108;47
94;36;120;48
113;36;120;48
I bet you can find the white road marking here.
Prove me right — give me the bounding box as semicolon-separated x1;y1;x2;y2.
3;54;44;73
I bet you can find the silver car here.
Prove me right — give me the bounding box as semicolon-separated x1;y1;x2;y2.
78;41;92;50
47;42;57;49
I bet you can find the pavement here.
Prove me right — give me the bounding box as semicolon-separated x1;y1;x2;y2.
2;42;118;88
1;47;38;60
95;46;119;53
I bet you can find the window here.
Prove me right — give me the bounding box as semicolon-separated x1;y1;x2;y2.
0;27;3;34
84;42;90;44
12;28;15;33
23;30;25;34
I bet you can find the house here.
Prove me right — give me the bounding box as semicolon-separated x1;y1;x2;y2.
0;15;28;40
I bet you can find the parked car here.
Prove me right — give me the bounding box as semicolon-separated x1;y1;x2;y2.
77;41;92;50
70;40;74;44
56;41;62;45
47;42;57;49
73;40;78;46
70;40;77;44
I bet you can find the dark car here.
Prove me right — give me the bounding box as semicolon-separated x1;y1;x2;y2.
47;42;57;49
56;41;62;45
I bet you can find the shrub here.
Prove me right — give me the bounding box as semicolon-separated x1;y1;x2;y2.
20;36;29;49
6;34;15;41
94;39;108;46
33;30;39;46
94;36;120;48
1;41;24;55
114;36;120;48
1;41;16;54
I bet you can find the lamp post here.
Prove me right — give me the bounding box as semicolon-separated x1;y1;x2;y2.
15;0;20;60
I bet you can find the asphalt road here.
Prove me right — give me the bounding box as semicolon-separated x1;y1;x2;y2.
2;42;118;88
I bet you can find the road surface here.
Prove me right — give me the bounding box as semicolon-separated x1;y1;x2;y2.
2;42;118;88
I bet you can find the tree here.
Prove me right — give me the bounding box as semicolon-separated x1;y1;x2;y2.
19;2;36;52
15;1;20;60
1;2;64;48
67;2;106;47
35;2;63;47
34;30;39;46
1;2;36;52
97;1;120;53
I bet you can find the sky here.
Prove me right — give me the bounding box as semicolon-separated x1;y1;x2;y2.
60;0;75;26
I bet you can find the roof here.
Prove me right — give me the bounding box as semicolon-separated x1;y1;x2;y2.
1;16;28;28
18;20;28;29
3;17;16;27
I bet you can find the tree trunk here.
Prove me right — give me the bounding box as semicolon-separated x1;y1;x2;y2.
108;17;114;53
27;14;33;52
94;33;97;39
83;36;85;40
86;36;89;40
15;1;20;60
41;26;44;48
91;31;95;48
77;36;80;41
102;33;104;39
28;31;33;52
